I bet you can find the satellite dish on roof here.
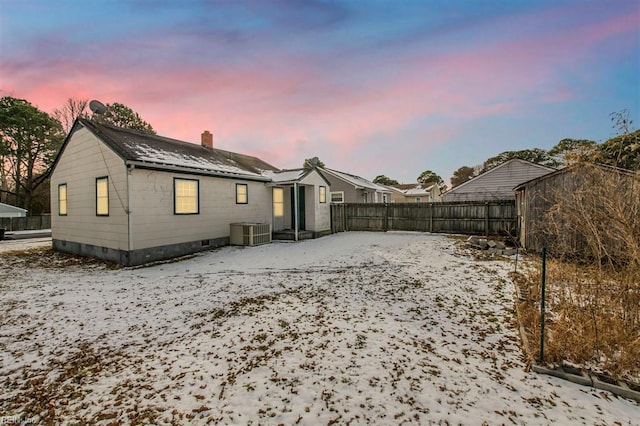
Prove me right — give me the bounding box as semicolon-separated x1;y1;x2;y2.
89;100;107;115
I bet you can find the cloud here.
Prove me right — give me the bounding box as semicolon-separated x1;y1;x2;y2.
1;0;637;182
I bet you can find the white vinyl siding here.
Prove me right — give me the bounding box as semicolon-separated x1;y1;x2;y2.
50;127;129;250
129;170;272;250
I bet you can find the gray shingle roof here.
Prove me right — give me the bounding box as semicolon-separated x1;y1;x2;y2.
77;118;279;179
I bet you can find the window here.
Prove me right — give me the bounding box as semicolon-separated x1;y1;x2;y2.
330;191;344;203
382;193;388;203
319;186;326;203
236;183;248;204
415;197;422;202
273;187;284;217
363;193;369;203
96;177;109;216
58;184;68;216
174;178;199;214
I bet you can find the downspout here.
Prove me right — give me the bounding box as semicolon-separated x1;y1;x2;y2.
294;182;299;241
127;164;134;253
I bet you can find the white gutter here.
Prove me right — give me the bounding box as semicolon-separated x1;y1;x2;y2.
294;182;299;242
127;164;134;251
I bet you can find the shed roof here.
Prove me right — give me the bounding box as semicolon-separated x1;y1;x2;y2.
514;162;637;191
55;118;279;181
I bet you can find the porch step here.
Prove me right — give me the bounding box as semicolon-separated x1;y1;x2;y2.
272;230;314;241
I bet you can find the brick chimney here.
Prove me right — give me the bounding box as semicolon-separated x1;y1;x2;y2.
201;130;213;149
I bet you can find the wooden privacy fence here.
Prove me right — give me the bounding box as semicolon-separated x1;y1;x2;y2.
0;215;51;231
331;201;516;236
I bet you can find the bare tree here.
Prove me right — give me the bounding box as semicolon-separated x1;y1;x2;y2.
52;97;89;134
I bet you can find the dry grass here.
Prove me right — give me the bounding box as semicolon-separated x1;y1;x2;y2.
518;262;640;382
518;164;640;382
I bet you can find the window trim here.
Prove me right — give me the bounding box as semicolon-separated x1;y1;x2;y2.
58;183;68;216
96;177;109;216
330;191;344;204
174;178;200;215
319;186;327;203
236;183;248;204
273;187;284;218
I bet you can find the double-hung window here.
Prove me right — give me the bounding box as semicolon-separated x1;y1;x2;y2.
236;183;248;204
96;177;109;216
58;184;68;215
331;191;344;203
319;186;326;203
174;178;199;214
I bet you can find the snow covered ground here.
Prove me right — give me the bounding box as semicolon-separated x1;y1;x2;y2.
0;232;637;425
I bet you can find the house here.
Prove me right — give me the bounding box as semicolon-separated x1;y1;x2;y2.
317;168;392;203
388;183;442;203
514;163;639;261
442;159;554;202
0;202;27;218
49;118;331;266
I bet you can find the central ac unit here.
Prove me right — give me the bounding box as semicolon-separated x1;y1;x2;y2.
230;222;272;246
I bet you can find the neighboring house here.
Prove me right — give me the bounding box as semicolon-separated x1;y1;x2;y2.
514;163;639;257
442;159;554;202
388;183;442;203
49;118;331;266
0;202;27;218
317;168;392;203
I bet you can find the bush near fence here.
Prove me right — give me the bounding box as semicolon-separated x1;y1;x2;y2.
517;165;640;383
517;258;640;383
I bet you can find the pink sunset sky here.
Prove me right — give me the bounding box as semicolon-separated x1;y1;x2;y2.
1;0;638;184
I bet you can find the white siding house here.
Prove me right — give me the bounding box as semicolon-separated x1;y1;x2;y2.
388;183;442;203
317;168;392;203
442;159;554;202
50;118;331;265
0;202;28;218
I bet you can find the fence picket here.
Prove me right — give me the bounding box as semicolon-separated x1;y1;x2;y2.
331;201;516;236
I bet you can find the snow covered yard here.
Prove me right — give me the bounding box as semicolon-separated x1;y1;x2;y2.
0;232;637;425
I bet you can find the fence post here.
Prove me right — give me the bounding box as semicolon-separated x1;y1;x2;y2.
539;246;547;363
484;202;490;236
429;203;434;233
384;203;389;232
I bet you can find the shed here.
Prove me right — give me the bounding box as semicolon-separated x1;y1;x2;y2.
514;163;639;262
